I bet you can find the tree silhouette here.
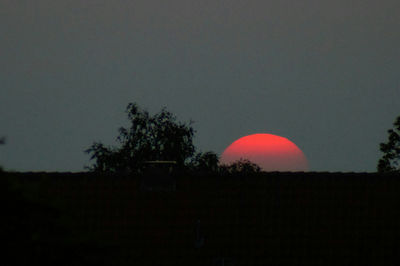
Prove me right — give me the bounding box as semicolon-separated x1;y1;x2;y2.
86;103;202;173
378;115;400;172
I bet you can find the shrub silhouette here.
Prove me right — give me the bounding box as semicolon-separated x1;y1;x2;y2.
220;158;262;175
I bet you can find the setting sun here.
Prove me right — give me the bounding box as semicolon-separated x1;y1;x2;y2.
220;133;309;172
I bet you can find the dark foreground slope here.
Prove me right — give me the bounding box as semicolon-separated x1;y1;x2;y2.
2;171;400;265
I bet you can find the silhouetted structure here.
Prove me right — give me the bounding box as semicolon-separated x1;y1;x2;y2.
3;171;400;265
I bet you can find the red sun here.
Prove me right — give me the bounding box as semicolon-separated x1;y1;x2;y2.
220;133;309;172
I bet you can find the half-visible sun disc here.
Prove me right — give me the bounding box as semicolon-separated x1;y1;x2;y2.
220;133;309;172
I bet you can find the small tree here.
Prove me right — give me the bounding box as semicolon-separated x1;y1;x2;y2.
86;103;199;173
378;116;400;172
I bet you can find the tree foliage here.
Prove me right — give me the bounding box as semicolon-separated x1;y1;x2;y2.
86;103;202;173
378;116;400;172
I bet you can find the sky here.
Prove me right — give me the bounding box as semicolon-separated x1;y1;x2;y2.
1;0;399;172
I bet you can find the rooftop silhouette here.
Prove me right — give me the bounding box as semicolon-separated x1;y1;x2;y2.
3;171;400;265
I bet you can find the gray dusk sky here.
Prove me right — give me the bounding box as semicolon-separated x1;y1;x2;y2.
1;0;399;172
